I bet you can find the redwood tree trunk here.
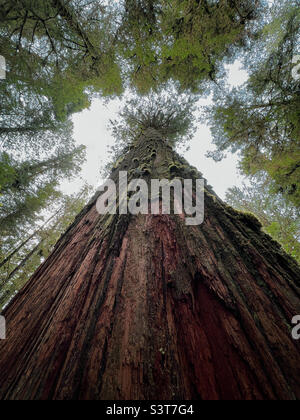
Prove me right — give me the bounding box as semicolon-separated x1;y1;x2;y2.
0;128;299;400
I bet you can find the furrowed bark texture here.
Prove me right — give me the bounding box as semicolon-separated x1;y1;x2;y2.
0;128;299;400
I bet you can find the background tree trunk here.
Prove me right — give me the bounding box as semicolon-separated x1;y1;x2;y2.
0;128;299;400
0;209;60;269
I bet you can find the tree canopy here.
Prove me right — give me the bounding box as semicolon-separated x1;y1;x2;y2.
118;0;264;93
204;0;300;207
110;87;198;144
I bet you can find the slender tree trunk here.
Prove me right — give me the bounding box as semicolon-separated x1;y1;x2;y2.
0;233;39;270
2;217;62;286
0;209;60;269
0;128;299;400
2;242;41;286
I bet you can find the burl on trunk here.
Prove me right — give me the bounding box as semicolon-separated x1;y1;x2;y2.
0;129;299;400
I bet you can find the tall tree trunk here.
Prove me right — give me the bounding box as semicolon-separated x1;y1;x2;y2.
0;128;299;400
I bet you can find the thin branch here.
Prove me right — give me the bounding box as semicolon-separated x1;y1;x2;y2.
17;11;28;51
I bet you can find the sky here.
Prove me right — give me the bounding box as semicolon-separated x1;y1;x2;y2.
61;61;249;201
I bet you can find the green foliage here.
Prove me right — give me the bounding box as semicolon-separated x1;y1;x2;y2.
110;86;198;146
0;153;16;192
106;86;199;174
0;0;124;110
0;145;86;238
204;0;300;207
118;0;263;93
0;0;265;104
226;177;300;263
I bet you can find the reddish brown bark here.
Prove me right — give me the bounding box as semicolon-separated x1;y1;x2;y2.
0;129;299;400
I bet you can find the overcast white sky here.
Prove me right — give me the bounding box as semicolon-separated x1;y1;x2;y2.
60;61;248;200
